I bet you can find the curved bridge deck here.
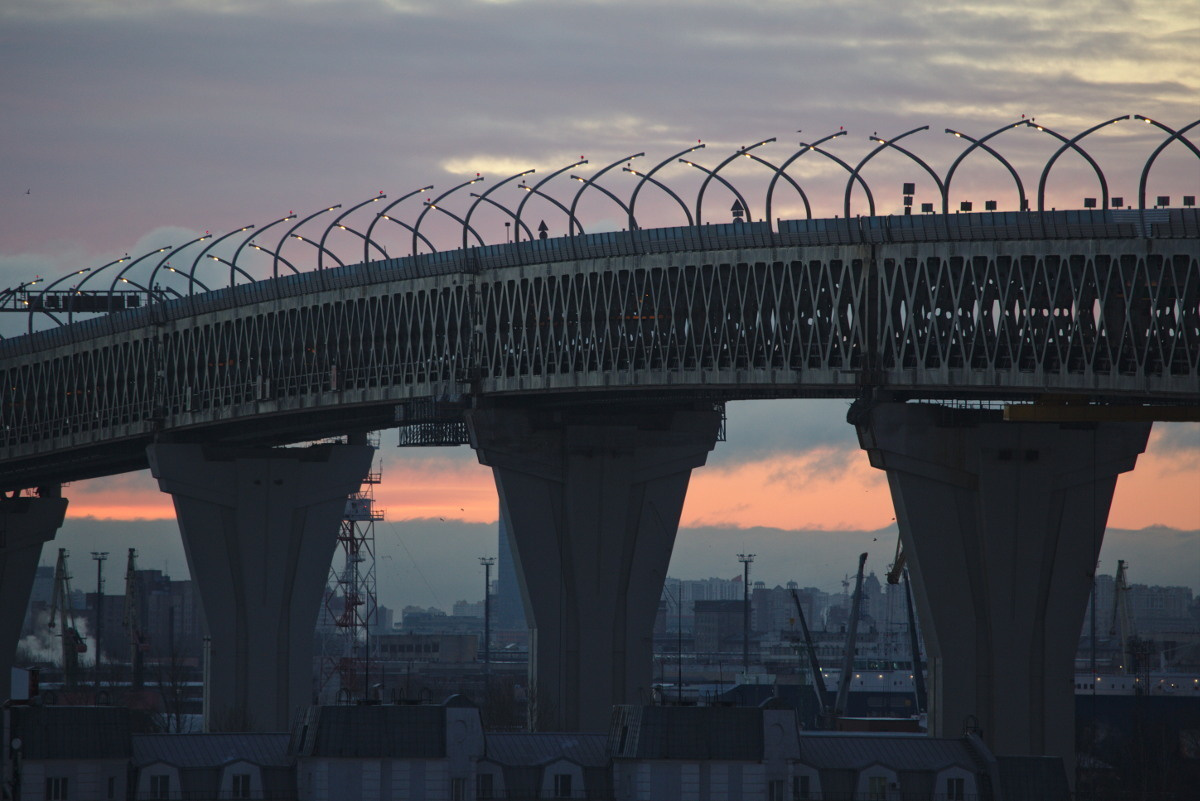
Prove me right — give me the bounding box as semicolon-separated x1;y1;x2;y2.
1;210;1197;490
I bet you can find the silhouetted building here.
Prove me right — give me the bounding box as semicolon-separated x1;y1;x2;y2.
694;600;744;656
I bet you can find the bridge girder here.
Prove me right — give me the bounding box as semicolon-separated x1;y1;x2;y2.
0;213;1197;491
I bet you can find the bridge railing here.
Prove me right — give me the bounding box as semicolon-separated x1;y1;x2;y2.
2;209;1198;369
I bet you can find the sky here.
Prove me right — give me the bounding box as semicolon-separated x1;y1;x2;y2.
3;0;1198;611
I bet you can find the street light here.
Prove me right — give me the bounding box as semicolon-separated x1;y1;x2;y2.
764;130;848;224
479;557;496;679
626;143;705;230
514;159;587;243
364;186;432;262
942;121;1028;214
737;554;755;673
463;169;535;253
274;205;341;278
849;127;942;220
690;139;772;225
318;194;387;270
568;153;642;236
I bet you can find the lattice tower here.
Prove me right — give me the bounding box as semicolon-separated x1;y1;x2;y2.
317;434;384;703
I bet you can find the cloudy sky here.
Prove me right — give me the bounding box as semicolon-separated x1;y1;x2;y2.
3;0;1198;610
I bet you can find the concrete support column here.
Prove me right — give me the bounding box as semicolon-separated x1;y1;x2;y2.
0;487;68;700
147;443;373;732
467;404;721;732
853;401;1150;764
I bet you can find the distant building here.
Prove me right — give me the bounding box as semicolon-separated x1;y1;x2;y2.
375;633;478;664
372;605;394;637
694;599;744;656
453;598;486;618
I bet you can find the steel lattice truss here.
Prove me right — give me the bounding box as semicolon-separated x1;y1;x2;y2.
0;211;1197;490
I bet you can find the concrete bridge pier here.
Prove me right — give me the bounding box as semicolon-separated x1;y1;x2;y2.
1;486;68;700
147;442;373;732
852;401;1150;769
466;404;721;732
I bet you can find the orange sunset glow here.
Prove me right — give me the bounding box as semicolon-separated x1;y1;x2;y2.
62;426;1198;533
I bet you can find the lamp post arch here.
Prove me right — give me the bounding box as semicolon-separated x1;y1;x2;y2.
794;138;875;217
623;166;695;228
568;154;642;236
742;153;810;227
463;170;535;253
188;226;254;295
764;131;849;225
364;186;432;262
412;178;483;256
943;122;1027;214
627;144;704;231
274;206;340;278
679;159;755;225
287;234;346;270
1033;116;1129;212
515;160;586;243
517;184;586;238
107;247;173;297
1134;116;1200;212
468;193;535;243
694;138;774;225
318;195;387;270
232;215;294;281
146;235;212;304
843;127;942;219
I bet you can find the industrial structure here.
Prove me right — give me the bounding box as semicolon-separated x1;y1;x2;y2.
0;118;1196;781
318;439;383;702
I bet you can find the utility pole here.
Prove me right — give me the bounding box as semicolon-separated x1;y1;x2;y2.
738;553;755;673
479;557;495;678
91;551;108;683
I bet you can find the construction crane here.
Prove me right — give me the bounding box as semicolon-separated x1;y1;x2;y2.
1109;559;1154;691
123;548;149;689
886;534;926;713
47;548;87;686
1110;560;1134;674
834;552;868;718
790;588;832;726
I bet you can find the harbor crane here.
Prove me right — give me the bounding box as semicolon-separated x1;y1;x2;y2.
1111;559;1153;690
790;587;833;726
833;553;868;719
47;548;87;686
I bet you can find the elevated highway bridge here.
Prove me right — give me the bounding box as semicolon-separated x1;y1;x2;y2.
1;122;1197;771
2;209;1196;490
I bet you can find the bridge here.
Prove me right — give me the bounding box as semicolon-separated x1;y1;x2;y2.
1;118;1197;771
